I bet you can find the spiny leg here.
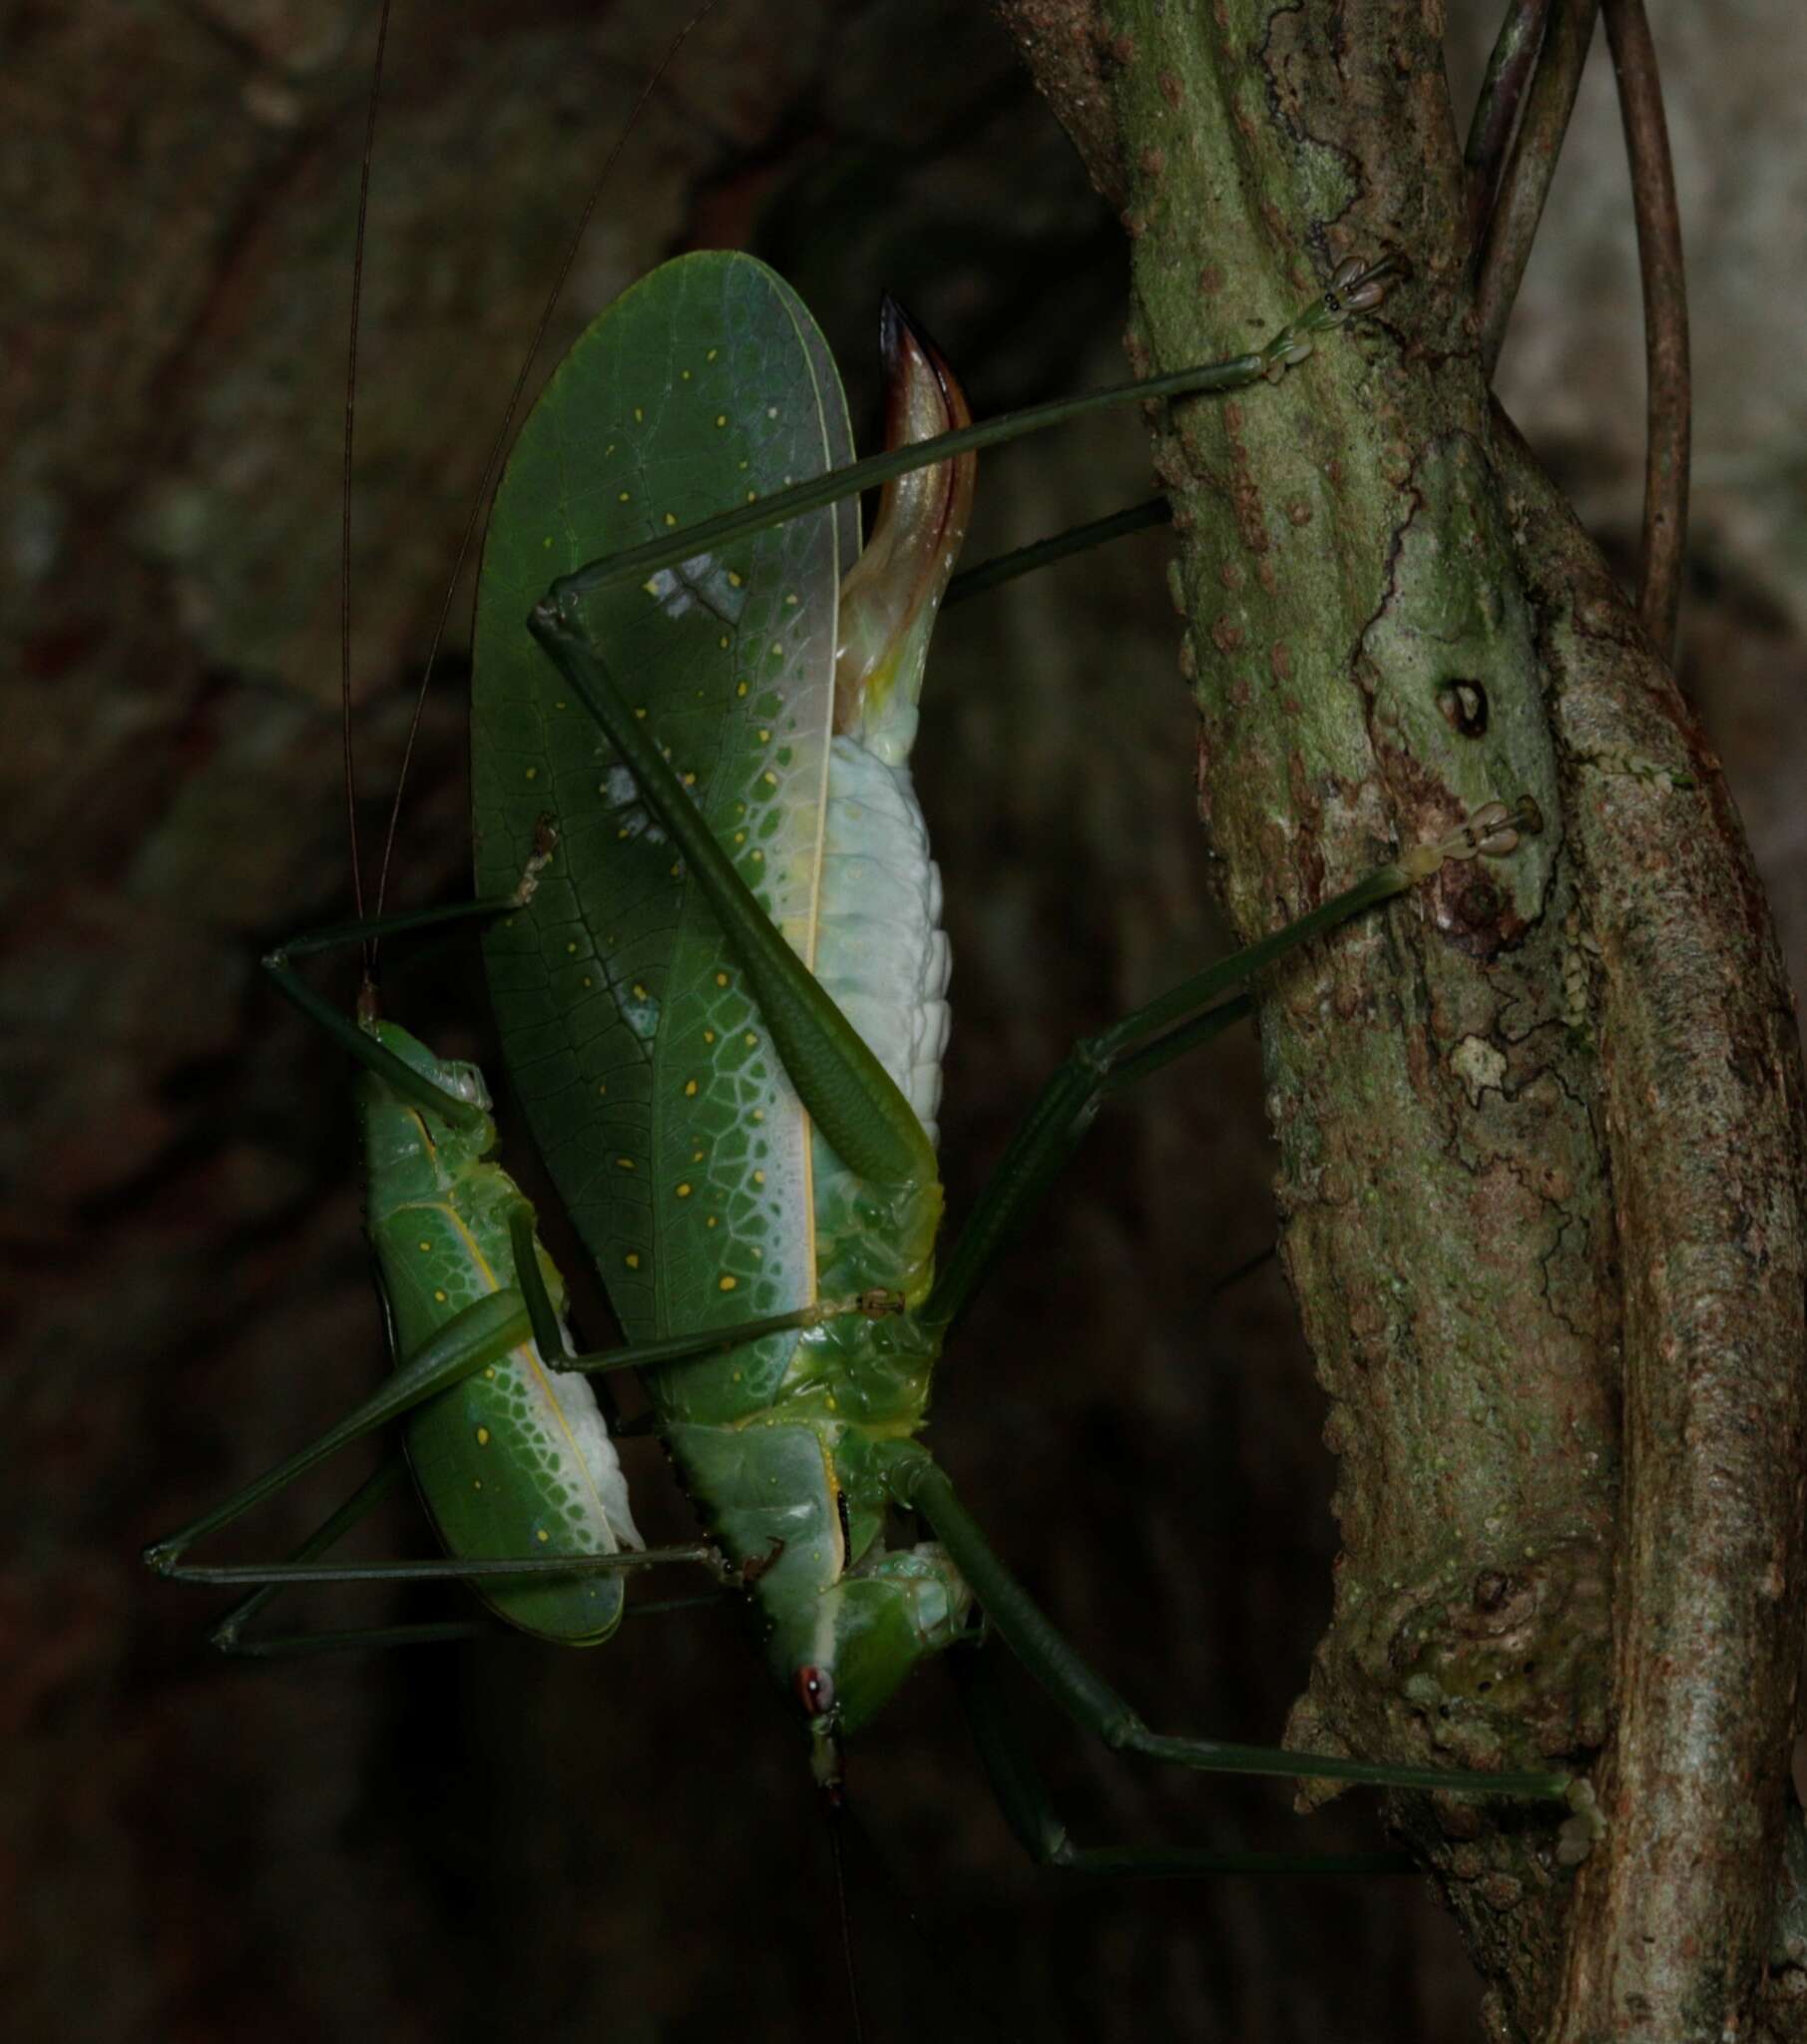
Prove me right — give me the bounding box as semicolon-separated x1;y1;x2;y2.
161;819;900;1595
207;1461;490;1658
145;1270;885;1586
950;1645;1415;1878
879;1440;1575;1808
147;1287;544;1578
165;1534;720;1595
207;1459;736;1658
922;800;1540;1331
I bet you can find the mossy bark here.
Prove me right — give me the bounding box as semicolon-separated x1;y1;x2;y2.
1000;3;1807;2037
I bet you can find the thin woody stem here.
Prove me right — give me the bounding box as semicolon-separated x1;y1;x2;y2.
1475;0;1599;378
1602;0;1689;665
1464;0;1555;242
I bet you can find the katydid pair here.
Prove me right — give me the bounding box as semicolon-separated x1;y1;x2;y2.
146;137;1575;1875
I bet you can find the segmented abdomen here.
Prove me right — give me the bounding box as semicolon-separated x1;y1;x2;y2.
813;735;950;1148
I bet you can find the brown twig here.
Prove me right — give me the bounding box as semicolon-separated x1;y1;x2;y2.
1500;408;1807;2044
1464;0;1555;244
1474;0;1599;378
1602;0;1689;666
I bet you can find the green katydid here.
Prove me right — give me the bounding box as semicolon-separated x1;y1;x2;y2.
143;13;1581;1880
464;241;1573;1855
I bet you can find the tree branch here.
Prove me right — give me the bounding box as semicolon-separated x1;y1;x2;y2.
998;1;1807;2035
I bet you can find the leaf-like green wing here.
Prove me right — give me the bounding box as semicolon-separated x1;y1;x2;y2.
473;253;851;1414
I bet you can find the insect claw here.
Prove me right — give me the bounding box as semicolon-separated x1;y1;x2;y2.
1330;255;1365;292
535;585;581;633
741;1539;786;1588
1555;1779;1604;1865
1400;793;1545;880
1317;252;1405;325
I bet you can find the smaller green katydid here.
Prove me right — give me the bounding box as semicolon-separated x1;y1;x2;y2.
140;847;897;1649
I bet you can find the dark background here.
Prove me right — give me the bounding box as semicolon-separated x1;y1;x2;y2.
5;2;1804;2038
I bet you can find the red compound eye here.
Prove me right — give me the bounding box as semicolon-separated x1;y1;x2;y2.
795;1665;835;1716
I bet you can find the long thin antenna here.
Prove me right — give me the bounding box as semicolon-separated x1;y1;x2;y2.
827;1794;868;2044
341;0;394;958
368;0;724;932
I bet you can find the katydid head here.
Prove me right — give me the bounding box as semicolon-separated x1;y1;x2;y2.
769;1548;975;1742
831;296;977;764
357;1018;498;1173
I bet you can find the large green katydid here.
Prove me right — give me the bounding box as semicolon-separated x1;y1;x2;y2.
135;0;1593;1904
144;205;1573;1869
466;242;1576;1848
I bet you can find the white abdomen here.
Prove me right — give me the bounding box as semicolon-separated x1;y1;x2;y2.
812;735;951;1145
